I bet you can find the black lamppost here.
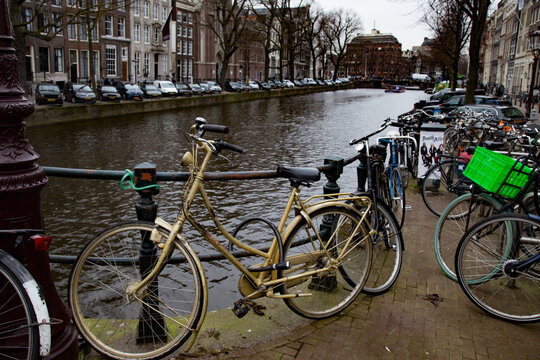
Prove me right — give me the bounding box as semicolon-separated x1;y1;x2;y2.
525;28;540;118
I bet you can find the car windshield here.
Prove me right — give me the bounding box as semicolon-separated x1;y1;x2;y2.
39;84;59;91
74;85;92;92
160;82;175;89
125;84;140;90
102;86;116;92
176;84;188;89
502;108;525;118
145;85;157;90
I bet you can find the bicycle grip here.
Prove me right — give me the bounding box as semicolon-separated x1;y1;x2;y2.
390;122;404;128
200;124;229;134
217;140;244;153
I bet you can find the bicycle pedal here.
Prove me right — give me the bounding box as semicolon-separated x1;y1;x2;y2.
232;299;250;318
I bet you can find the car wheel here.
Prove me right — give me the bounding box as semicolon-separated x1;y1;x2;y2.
71;97;76;103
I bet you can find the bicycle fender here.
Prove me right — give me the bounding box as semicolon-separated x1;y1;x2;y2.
0;249;51;357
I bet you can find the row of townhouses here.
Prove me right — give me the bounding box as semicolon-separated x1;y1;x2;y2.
481;0;540;97
22;0;314;87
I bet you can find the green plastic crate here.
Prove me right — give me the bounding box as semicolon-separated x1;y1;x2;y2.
463;147;532;199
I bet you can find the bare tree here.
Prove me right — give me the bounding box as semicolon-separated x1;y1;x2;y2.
303;6;329;80
203;0;253;87
460;0;491;104
421;0;470;90
250;0;279;81
322;8;362;81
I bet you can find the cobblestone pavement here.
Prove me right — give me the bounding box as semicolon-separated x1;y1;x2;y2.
191;187;540;360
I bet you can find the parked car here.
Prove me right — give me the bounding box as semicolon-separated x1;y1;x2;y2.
257;81;271;90
423;95;498;114
175;83;193;96
273;80;284;88
189;83;205;95
225;81;243;92
324;79;334;86
283;79;295;88
198;83;214;94
449;104;528;125
153;80;178;96
116;82;144;101
206;81;222;93
293;80;304;87
140;83;162;98
316;80;325;86
97;85;122;101
247;81;260;91
302;78;317;86
35;82;63;105
63;83;96;103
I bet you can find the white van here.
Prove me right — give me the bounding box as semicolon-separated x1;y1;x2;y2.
153;80;178;96
411;73;431;82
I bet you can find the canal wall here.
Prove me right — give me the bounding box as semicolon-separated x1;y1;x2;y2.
27;82;359;127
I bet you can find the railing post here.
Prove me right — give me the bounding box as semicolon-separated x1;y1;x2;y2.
322;156;344;196
133;162;166;342
356;156;369;192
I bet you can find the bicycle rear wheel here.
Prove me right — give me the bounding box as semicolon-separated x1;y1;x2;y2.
434;192;503;281
69;221;206;360
421;159;470;217
280;205;372;319
0;251;40;360
455;213;540;323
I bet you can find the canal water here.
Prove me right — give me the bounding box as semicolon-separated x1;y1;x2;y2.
27;88;429;310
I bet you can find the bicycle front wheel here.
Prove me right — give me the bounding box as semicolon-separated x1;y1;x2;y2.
455;213;540;323
421;159;469;217
434;192;503;281
390;167;406;228
360;198;403;295
69;221;206;360
280;205;372;319
0;251;40;360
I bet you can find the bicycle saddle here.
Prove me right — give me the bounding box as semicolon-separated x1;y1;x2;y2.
276;166;320;183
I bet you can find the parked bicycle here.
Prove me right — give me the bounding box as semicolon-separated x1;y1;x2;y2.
0;229;52;360
68;118;375;359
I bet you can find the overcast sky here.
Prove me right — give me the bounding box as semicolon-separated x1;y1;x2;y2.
319;0;431;51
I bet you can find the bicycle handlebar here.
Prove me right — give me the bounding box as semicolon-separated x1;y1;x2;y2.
198;124;229;134
214;139;244;153
349;118;391;145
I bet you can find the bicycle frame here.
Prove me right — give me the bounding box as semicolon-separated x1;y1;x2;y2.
377;136;416;201
128;129;373;302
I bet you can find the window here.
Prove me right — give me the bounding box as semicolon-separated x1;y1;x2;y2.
51;13;64;36
177;40;182;54
154;27;160;44
162;7;167;21
67;0;75;5
134;24;140;42
134;0;139;16
153;4;158;19
68;17;77;39
144;1;149;18
118;17;125;37
188;41;192;56
79;18;87;40
188;27;192;38
54;48;63;72
51;0;60;5
119;0;125;11
105;15;112;36
177;11;181;20
182;13;187;22
37;12;47;34
22;8;32;31
183;26;187;37
183;40;187;55
144;25;149;43
38;47;49;72
90;19;97;39
81;50;89;78
144;53;150;76
106;46;116;76
188;13;192;24
122;47;127;61
134;52;140;75
92;51;99;78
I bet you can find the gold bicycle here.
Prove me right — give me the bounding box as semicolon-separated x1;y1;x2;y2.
68;118;374;360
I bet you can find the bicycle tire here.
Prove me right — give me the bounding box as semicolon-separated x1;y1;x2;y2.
69;221;206;360
0;250;40;360
359;197;403;294
390;167;406;228
434;192;504;281
455;213;540;323
279;205;372;319
421;159;470;217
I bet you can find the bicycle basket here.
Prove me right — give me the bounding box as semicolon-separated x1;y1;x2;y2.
462;147;533;199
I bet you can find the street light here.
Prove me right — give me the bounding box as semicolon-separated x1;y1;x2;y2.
525;27;540;118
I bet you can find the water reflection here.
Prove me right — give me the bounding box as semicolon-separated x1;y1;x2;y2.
27;88;429;310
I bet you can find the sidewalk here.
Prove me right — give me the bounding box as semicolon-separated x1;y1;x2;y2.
186;187;539;360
